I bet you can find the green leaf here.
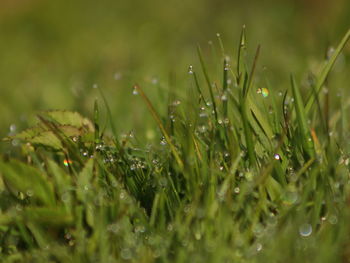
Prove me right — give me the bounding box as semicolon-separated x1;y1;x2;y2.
0;159;56;206
40;110;94;131
6;111;93;150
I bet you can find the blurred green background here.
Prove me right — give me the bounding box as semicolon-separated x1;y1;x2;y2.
1;0;349;145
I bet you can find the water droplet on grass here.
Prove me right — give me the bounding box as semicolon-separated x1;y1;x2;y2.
114;72;122;80
61;192;70;202
9;124;16;133
160;137;167;145
95;143;104;151
132;86;139;95
119;191;126;200
151;78;158;85
107;223;120;233
221;94;228;101
299;223;312;237
172;100;181;106
328;214;338;225
63;159;73;167
92;84;98;89
256;243;263;252
198;125;207;133
188;65;194;74
257;87;269;97
12;139;19;147
234;187;240;194
282;191;298;205
274;153;281;160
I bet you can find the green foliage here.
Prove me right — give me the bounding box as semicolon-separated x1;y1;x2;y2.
0;29;350;262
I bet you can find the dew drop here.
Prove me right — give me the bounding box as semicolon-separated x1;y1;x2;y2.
63;159;73;167
221;94;228;101
198;125;207;133
9;124;16;133
119;191;126;200
160;137;167;145
172;100;181;106
151;78;158;85
299;223;312;237
61;192;70;202
328;214;338;225
234;187;240;194
92;83;98;89
95;143;104;151
282;191;298;205
257;87;269;98
107;223;120;233
16;204;23;211
167;224;174;232
26;189;34;197
256;243;263;252
327;46;335;60
114;72;122;80
274;153;281;160
188;65;194;74
11;139;19;147
199;112;207;118
132;86;139;95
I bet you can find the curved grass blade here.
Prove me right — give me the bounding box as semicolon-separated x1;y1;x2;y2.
305;29;350;114
134;85;184;169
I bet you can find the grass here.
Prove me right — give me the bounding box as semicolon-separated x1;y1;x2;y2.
0;28;350;263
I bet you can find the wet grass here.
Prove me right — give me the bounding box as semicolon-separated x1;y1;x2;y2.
1;28;350;262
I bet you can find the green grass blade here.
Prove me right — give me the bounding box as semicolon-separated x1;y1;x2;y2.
237;24;246;77
135;85;184;169
290;75;315;158
197;45;218;121
305;29;350;114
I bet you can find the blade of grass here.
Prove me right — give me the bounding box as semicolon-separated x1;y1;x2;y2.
134;85;184;169
305;29;350;114
94;99;100;144
290;75;315;158
237;24;246;78
197;45;218;121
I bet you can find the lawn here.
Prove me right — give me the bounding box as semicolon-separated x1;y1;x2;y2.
1;1;350;262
